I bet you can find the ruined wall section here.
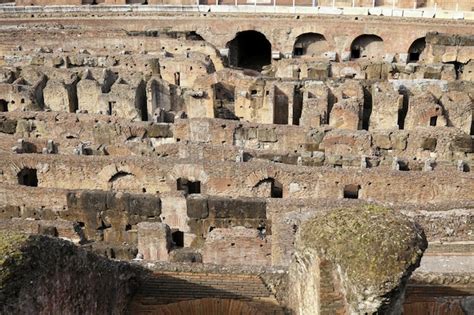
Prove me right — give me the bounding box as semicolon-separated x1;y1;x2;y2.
0;231;142;314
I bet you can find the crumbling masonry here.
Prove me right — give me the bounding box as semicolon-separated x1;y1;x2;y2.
0;8;473;315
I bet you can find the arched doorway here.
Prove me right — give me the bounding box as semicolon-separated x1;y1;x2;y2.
350;34;384;60
293;33;327;57
252;177;283;198
408;37;426;63
226;30;271;71
134;298;265;314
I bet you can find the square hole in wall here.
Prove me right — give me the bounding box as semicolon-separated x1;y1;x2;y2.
343;184;360;199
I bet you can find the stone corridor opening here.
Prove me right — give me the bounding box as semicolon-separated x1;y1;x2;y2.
177;178;201;195
350;34;384;60
408;37;426;63
17;168;38;187
293;33;327;57
227;31;271;71
253;178;283;198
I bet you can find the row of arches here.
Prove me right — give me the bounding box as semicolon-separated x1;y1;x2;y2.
225;30;427;71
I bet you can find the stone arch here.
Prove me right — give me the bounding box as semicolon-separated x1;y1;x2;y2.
252;177;283;198
99;164;147;192
108;171;139;191
246;169;280;188
145;298;262;314
408;37;426;63
186;31;204;41
226;30;272;71
293;33;328;57
170;164;209;193
108;171;134;182
350;34;384;60
176;177;201;195
17;168;38;187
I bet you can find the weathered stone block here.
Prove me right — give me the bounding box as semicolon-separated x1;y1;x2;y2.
373;133;392;149
420;137;437;151
186;194;209;219
208;197;266;219
169;248;202;263
450;135;473;153
390;132;408;150
147;124;173;138
0;118;17;134
137;222;171;261
128;194;162;217
257;128;277;143
67;190;108;213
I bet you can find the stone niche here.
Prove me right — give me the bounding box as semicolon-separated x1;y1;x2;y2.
288;206;427;315
405;92;447;130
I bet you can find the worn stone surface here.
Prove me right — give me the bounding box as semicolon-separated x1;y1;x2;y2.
0;10;472;315
288;206;427;314
0;230;142;314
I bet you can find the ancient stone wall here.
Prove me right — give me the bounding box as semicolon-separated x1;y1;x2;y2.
0;231;142;314
0;11;472;314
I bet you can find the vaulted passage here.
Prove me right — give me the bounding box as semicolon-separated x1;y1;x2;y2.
129;273;284;314
227;31;271;71
293;33;327;57
408;37;426;63
351;34;384;60
253;178;283;198
177;178;201;194
17;168;38;187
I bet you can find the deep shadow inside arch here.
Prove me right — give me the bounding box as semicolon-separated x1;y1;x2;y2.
350;34;384;60
227;31;271;71
408;37;426;63
293;32;327;57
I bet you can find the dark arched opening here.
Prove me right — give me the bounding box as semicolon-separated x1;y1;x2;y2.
177;178;201;195
109;171;134;183
253;178;283;198
186;31;204;41
408;37;426;63
18;168;38;187
293;33;327;57
350;34;384;60
227;31;271;71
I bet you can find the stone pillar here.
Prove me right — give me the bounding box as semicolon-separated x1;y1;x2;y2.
288;206;427;315
137;222;172;261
